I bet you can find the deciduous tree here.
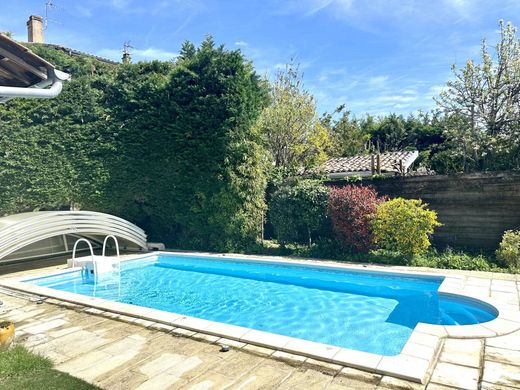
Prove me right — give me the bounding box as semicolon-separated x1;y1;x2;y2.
436;21;520;171
256;63;330;176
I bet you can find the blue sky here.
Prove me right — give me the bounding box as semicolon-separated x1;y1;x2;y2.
1;0;519;116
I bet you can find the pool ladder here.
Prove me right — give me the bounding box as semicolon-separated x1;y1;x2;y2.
71;235;121;297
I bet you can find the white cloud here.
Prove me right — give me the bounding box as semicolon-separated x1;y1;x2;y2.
368;75;389;88
97;47;178;62
235;41;248;47
372;95;417;104
427;85;447;97
134;48;178;61
402;88;418;95
96;49;124;62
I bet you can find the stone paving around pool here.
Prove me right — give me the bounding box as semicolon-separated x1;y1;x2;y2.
1;263;519;389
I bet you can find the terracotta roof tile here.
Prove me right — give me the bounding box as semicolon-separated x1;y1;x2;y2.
26;43;119;65
321;151;418;174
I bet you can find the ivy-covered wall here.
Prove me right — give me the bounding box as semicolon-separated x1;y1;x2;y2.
0;38;269;251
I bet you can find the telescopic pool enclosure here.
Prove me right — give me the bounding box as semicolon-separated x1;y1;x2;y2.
0;211;147;263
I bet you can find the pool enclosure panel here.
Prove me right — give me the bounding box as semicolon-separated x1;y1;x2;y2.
0;211;147;263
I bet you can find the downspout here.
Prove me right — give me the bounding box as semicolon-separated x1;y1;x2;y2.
0;68;70;102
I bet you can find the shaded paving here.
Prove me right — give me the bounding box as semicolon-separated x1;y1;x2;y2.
0;263;519;389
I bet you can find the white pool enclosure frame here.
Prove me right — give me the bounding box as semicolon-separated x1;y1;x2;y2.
0;211;147;263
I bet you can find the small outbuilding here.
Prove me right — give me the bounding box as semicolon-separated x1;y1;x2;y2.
320;151;419;179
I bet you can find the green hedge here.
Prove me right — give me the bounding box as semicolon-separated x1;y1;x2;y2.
0;38;268;251
269;179;330;246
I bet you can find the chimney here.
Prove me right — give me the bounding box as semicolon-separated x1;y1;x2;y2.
27;15;44;43
122;42;132;64
122;51;131;64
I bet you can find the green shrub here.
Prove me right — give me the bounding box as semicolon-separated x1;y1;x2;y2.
371;198;442;257
410;248;492;271
496;230;520;268
327;185;384;252
269;180;329;246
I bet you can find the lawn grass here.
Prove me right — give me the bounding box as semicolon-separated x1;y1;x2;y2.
0;345;100;390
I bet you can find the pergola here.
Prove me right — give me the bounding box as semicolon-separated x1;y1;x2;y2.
0;33;69;103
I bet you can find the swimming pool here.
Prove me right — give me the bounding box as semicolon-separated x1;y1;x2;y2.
26;253;497;356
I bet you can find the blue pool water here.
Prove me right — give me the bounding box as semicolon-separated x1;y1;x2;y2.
27;254;497;356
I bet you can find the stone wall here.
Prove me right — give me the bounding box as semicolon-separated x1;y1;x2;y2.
327;172;520;250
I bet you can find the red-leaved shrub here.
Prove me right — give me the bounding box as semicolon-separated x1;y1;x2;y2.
327;185;384;252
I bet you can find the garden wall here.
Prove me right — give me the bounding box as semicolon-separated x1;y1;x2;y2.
327;172;520;250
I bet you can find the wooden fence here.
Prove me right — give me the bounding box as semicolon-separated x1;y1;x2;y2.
327;172;520;250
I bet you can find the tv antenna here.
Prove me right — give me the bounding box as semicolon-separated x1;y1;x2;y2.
44;0;63;30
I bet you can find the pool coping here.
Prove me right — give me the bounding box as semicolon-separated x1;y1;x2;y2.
1;251;519;384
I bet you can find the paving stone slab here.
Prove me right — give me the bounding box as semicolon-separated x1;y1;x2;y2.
482;361;520;388
425;384;461;390
97;368;150;390
377;376;425;390
304;358;343;375
178;371;237;389
338;366;382;384
133;372;188;390
429;362;479;390
485;345;520;366
328;374;378;390
230;360;294;389
486;331;520;351
277;368;333;389
481;381;520;390
438;339;482;368
210;351;265;379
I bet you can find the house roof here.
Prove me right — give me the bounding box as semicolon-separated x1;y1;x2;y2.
0;34;70;103
321;151;419;175
26;42;119;65
0;33;56;88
